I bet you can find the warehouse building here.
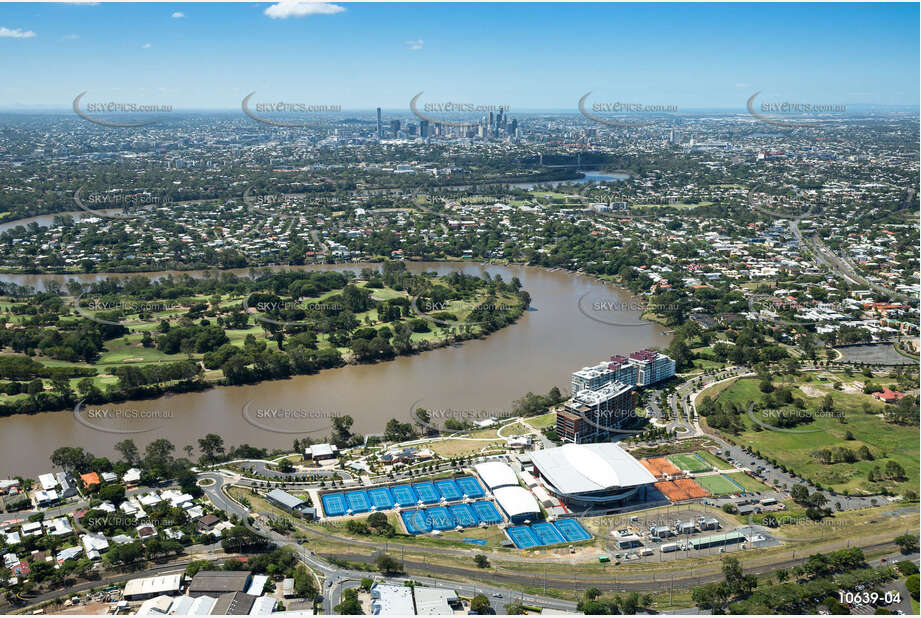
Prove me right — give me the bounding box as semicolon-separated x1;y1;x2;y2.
188;571;252;598
123;574;183;601
473;461;541;524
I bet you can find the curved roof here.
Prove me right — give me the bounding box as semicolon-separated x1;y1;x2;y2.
473;461;519;490
531;443;656;495
492;486;541;518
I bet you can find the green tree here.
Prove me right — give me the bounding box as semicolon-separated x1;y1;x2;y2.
470;594;491;614
334;589;362;615
895;533;919;554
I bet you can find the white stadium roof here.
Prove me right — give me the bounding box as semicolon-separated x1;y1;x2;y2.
531;443;656;495
493;486;541;519
473;461;519;490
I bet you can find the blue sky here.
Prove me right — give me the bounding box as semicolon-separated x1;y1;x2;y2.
1;2;918;110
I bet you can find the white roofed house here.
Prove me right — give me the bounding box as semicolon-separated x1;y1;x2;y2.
38;473;58;492
46;517;74;537
55;545;83;565
81;532;109;560
34;489;59;507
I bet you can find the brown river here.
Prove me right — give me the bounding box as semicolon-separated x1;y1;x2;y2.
0;263;670;476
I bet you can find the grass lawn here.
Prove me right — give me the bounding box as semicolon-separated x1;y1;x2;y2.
711;377;918;495
695;474;745;496
428;439;504;458
667;452;712;473
723;472;771;493
526;411;556;429
695;450;732;470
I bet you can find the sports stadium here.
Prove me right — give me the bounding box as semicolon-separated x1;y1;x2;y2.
530;443;657;509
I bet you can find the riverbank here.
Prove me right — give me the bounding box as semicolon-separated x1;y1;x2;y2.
0;262;671;476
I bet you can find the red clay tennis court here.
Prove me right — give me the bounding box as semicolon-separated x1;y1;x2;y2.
640;457;682;478
654;477;709;502
674;477;710;498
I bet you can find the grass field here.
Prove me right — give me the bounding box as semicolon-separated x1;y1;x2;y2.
667;452;712;473
695;474;745;495
710;376;919;495
526;411;556;429
695;450;732;470
723;472;771;493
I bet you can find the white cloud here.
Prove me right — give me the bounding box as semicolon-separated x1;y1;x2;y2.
61;33;80;40
265;2;345;20
171;12;185;19
0;27;36;39
141;42;152;49
405;39;424;51
735;82;750;88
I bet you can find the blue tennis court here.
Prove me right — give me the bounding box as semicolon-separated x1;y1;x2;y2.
345;491;370;513
413;482;440;504
425;506;456;530
554;519;591;542
401;510;431;534
455;476;484;498
532;522;566;545
449;504;478;527
471;501;502;524
507;525;541;549
367;487;395;510
321;493;346;517
390;484;417;506
435;479;462;502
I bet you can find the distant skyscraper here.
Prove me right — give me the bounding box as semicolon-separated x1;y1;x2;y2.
489;111;494;127
376;108;382;140
420;119;430;138
390;119;401;137
510;118;518;136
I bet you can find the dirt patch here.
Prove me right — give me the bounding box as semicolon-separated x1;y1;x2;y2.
842;381;864;394
798;385;826;398
123;357;144;363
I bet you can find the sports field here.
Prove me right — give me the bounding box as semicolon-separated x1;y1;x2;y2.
667;452;712;473
695;474;743;495
695;450;732;470
724;472;771;493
